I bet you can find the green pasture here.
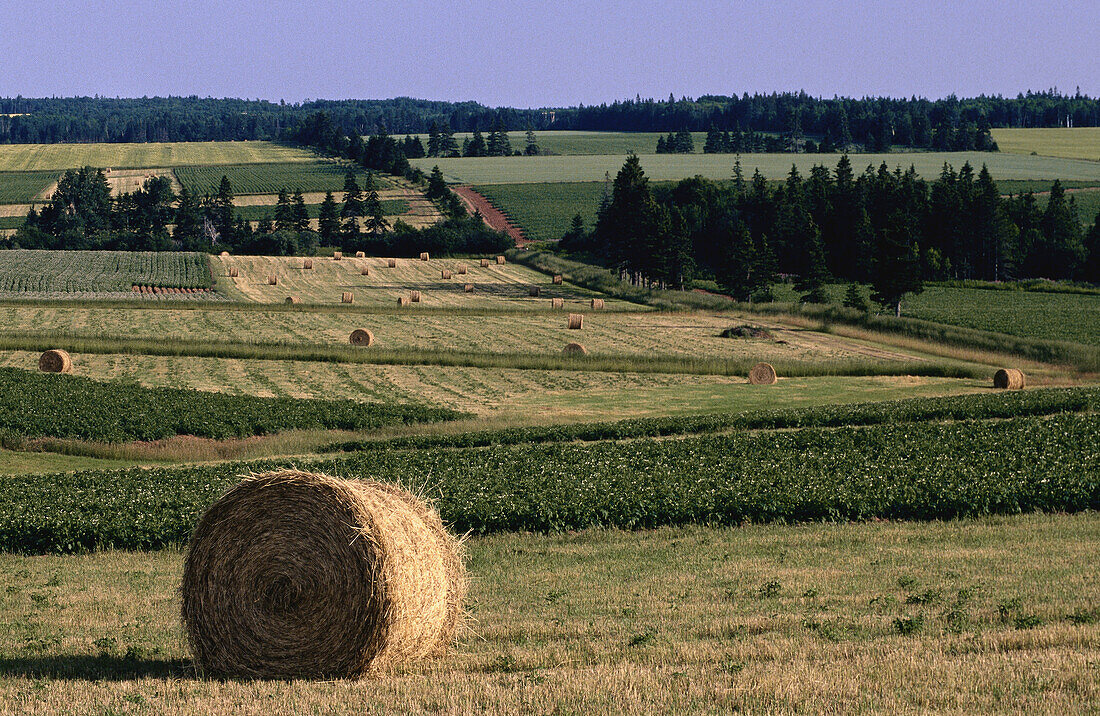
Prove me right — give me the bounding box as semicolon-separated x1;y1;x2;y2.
0;141;316;172
174;160;381;196
992;127;1100;161
411;130;711;156
413;152;1100;185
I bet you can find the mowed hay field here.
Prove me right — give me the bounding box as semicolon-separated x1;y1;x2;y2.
992;127;1100;161
212;254;629;308
0;514;1096;714
0;141;317;172
412;151;1100;184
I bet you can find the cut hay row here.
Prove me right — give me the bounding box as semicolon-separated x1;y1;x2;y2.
181;471;465;679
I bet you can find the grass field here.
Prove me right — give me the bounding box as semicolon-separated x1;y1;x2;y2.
413;130;713;156
0;170;59;204
413;151;1100;185
0;513;1095;713
474;181;605;243
0;251;211;293
173;160;384;196
992;127;1100;161
0;141;317;172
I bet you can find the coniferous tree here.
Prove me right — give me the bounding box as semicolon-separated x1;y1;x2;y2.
466;128;487;157
362;172;388;235
291;189;309;233
843;283;870;312
213;175;236;244
1082;209;1100;283
173;185;204;249
1038;180;1086;278
871;212;924;316
426;120;442;157
317;191;340;244
438;123;459;157
341;171;363;217
524;124;540;155
274;188;294;231
426;166;447;200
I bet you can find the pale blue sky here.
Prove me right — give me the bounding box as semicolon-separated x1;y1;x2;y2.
2;0;1097;106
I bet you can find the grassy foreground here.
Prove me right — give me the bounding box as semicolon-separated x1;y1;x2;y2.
0;513;1096;714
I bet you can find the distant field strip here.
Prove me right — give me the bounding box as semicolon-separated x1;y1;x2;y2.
174;161;381;196
411;131;710;156
474;182;605;243
992;127;1100;161
0;141;317;172
413;152;1100;184
0;250;211;293
0;170;59;203
213;254;625;307
233;199;410;222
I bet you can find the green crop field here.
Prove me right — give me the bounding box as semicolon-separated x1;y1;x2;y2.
1035;188;1100;227
475;181;605;242
412;130;712;156
992;127;1100;161
413;151;1100;185
0;169;59;203
0;250;211;293
232;199;409;222
0;141;317;172
174;160;385;196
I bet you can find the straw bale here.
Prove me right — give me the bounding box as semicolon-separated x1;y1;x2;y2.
748;362;778;385
38;349;72;374
349;329;375;347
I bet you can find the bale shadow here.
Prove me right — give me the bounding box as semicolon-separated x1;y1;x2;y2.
0;654;194;681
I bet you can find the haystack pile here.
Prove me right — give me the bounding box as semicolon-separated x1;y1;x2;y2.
39;349;72;374
748;362;777;385
180;471;465;679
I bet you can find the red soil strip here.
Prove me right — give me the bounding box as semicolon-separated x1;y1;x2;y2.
452;186;529;245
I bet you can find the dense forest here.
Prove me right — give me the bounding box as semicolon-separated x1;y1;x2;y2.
561;155;1100;313
1;91;1097;148
11;166;512;257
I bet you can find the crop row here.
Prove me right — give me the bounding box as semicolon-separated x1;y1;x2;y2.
325;387;1100;452
0;170;58;204
0;413;1096;553
0;250;211;293
0;367;463;443
233;199;409;222
174;162;387;196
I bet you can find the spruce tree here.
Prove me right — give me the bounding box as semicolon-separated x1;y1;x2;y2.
427;120;442;157
871;212;924;316
524;124;540;155
341;171;363;217
1082;210;1100;283
213;175;235;243
173;185;203;249
842;283;869;312
291;189;309;233
274;188;294;231
439;124;459;157
363;172;388;235
1039;180;1085;278
426;166;447;200
318;191;340;244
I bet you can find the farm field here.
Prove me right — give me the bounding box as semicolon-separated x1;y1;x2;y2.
474;181;605;243
1;513;1096;713
0;170;60;203
0;251;211;294
1036;187;1100;228
0;141;317;172
174;160;385;196
412;151;1100;184
412;130;712;155
232;199;409;222
992;127;1100;161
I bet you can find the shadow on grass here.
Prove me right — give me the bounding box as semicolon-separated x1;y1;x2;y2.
0;654;193;681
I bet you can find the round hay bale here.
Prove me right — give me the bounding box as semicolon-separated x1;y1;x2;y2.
267;275;278;286
495;256;506;265
993;368;1026;390
748;362;778;385
388;258;397;268
229;267;240;278
302;258;313;270
457;264;467;275
552;275;563;285
441;270;452;279
220;251;230;256
397;296;411;306
341;292;354;304
463;283;474;293
38;349;72;374
528;286;540;297
180;471;465;679
551;297;564;309
420;252;430;261
349;329;375;347
480;259;490;268
285;296;301;304
590;298;605;310
361;267;370;276
563;342;588;355
355;251;366;258
567;313;584;330
410;290;421;303
333;251;342;260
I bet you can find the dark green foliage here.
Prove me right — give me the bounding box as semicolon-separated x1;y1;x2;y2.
0;366;461;443
0;413;1095;552
843;283;869;312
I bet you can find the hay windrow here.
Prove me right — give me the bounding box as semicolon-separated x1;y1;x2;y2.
994;368;1026;390
38;349;72;373
349;329;375;347
749;362;778;385
180;471;464;679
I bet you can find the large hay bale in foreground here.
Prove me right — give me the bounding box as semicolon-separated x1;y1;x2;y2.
591;298;605;310
552;275;563;285
302;258;313;270
39;349;72;374
388;258;397;268
993;368;1026;390
341;292;354;304
567;313;584;330
410;290;421;303
420;252;430;261
349;329;375;347
563;342;588;355
748;362;777;385
181;471;465;679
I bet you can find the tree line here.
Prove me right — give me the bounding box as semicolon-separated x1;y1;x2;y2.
10;166;512;257
0;90;1096;144
561;155;1100;314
